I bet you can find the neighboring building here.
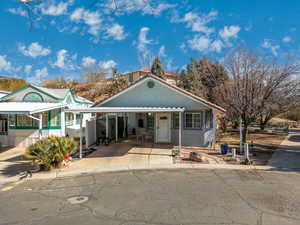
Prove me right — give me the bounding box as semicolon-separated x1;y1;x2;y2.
121;68;179;85
69;74;225;152
0;85;93;147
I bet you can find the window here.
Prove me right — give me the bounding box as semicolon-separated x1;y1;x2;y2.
17;115;33;127
146;113;154;129
50;109;61;126
23;92;44;102
66;113;74;126
172;112;179;129
76;114;81;125
9;115;16;127
205;110;213;128
184;112;203;129
42;112;48;128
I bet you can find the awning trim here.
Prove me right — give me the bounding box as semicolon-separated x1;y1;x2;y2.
66;107;185;113
0;102;67;115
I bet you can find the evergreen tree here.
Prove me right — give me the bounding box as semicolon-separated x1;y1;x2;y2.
150;57;165;79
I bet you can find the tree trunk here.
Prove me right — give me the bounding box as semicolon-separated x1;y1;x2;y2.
260;123;265;131
242;124;248;143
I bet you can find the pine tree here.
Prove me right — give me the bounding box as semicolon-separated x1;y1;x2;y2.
150;57;165;79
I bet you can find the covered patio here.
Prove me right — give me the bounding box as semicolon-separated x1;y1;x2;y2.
67;107;185;159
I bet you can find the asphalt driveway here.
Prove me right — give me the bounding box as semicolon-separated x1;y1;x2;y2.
268;129;300;170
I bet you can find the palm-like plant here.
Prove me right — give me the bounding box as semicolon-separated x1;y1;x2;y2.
25;136;77;170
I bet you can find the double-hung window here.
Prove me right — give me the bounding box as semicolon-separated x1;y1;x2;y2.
184;112;203;129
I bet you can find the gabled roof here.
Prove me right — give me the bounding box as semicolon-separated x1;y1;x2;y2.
94;74;226;112
31;85;69;99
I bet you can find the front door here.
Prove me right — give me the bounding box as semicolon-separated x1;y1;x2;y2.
156;113;170;143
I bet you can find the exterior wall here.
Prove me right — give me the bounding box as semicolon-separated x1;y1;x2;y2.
7;128;63;147
101;78;210;111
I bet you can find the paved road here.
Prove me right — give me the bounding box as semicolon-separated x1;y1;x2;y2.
1;169;300;225
268;129;300;170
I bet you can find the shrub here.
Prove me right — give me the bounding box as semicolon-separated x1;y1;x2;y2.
25;136;77;171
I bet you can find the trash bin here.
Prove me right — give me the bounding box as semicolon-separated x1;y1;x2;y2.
221;143;228;155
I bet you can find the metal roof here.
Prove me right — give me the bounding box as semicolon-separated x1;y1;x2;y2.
0;102;67;115
66;107;185;113
31;85;69;99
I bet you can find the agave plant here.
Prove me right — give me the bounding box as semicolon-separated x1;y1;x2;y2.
25;136;77;170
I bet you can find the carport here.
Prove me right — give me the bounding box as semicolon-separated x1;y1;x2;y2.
66;107;185;159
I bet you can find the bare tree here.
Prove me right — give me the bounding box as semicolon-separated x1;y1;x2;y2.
214;49;300;143
83;65;107;83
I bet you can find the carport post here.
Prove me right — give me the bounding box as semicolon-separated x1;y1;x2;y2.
115;113;118;142
105;114;109;138
179;111;182;152
39;113;43;140
79;113;83;159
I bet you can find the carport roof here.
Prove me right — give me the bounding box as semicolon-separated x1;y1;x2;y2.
66;106;185;113
0;102;67;115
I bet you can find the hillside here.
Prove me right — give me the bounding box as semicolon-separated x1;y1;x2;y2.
0;76;27;91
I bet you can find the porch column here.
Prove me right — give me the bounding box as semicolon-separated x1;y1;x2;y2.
212;110;216;150
123;113;126;138
115;113;118;142
79;113;83;159
105;114;109;138
39;113;43;140
179;111;182;152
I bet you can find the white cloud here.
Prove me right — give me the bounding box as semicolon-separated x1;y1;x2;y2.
39;0;73;16
35;67;48;79
18;42;51;58
24;65;32;75
219;25;240;40
188;35;211;52
261;39;280;56
282;36;291;43
27;67;48;84
211;40;223;53
98;60;117;71
0;55;12;72
158;45;166;58
82;56;96;68
8;8;27;17
177;10;217;34
106;24;127;40
70;8;102;36
53;49;77;70
188;35;223;53
105;1;175;16
137;27;152;52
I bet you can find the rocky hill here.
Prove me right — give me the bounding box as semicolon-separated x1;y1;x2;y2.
0;76;27;91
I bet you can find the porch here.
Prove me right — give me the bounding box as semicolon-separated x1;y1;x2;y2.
68;107;187;159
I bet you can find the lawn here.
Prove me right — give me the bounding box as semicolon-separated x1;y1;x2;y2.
218;130;287;165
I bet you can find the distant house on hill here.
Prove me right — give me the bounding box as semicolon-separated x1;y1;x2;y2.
121;68;179;85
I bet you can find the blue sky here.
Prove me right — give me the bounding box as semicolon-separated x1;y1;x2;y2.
0;0;299;83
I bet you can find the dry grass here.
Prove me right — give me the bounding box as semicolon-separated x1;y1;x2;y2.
218;130;287;165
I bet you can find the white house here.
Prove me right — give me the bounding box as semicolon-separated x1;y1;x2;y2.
0;85;93;147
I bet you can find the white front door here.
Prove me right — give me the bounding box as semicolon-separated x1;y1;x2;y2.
156;113;171;143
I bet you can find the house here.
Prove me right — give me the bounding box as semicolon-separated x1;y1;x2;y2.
0;85;93;147
121;68;179;85
68;74;225;157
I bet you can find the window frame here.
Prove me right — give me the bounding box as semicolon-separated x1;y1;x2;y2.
184;112;204;130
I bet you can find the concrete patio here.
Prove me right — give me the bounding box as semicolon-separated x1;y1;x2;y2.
64;139;174;172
